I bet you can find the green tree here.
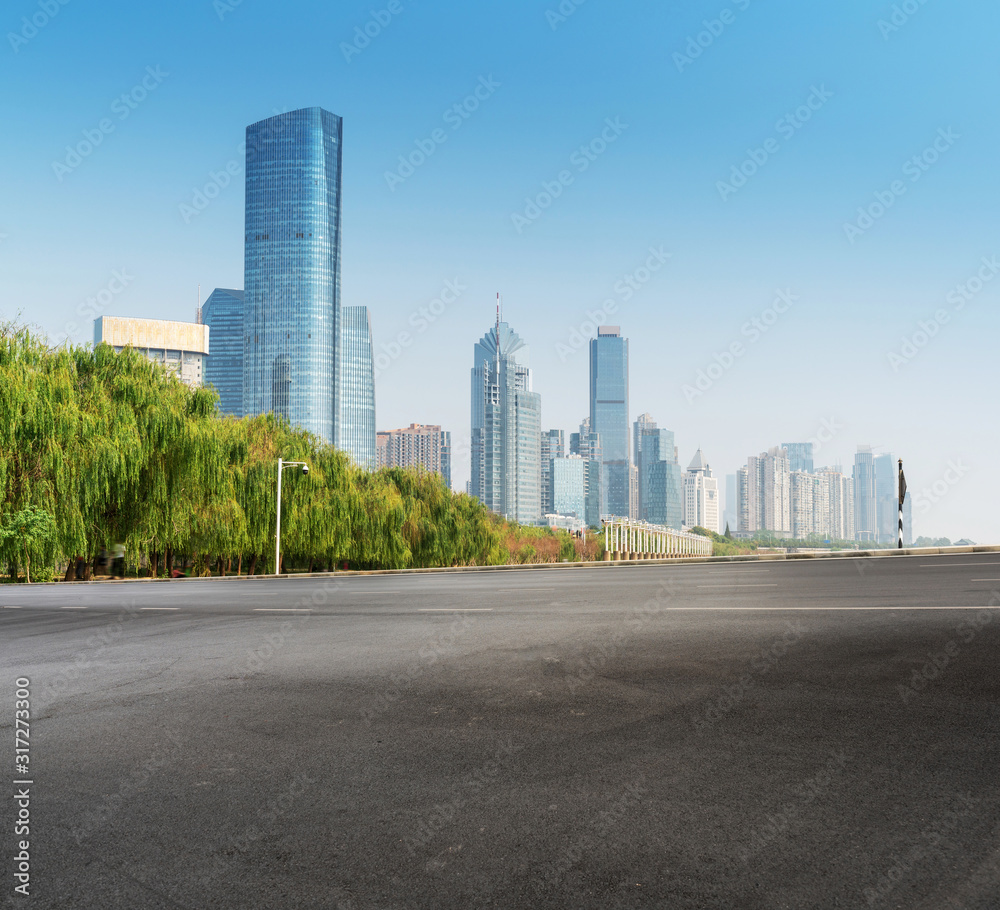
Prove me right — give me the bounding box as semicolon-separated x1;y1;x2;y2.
1;506;56;583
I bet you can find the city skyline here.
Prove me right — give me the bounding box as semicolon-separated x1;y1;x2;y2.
3;1;996;541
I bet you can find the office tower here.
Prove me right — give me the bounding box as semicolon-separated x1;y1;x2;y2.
570;419;603;528
723;473;738;534
739;447;792;536
683;449;720;533
201;289;245;415
817;467;854;540
540;429;566;516
376;424;452;489
853;446;877;542
875;453;897;545
93;316;209;388
590;326;629;518
339;306;376;469
783;442;814;474
470;318;541;524
243;107;343;444
635;421;683;529
551;455;587;519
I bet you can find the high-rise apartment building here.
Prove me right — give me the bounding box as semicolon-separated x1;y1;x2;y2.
201;289;245;415
93;316;209;388
590;326;629;518
683;449;720;533
783;442;814;474
635;420;683;529
470;319;541;524
338;307;376;469
243;107;343;444
540;429;566;516
853;446;877;542
816;467;854;541
738;447;791;535
376;424;451;488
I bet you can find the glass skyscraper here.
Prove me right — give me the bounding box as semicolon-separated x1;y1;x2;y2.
338;306;376;469
243;107;343;444
782;442;814;474
202;288;245;416
470;319;541;524
853;446;877;542
589;326;629;518
636;423;683;530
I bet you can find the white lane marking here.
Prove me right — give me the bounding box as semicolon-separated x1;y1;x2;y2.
697;584;778;588
61;606;87;610
662;606;1000;611
418;608;494;613
140;607;179;611
2;605;24;609
970;579;1000;582
252;608;312;613
920;563;1000;568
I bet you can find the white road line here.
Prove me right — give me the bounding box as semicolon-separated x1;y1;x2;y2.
697;584;778;588
252;608;312;613
970;579;1000;582
663;606;1000;611
921;563;1000;568
418;608;494;612
140;607;179;611
61;606;87;610
2;605;24;609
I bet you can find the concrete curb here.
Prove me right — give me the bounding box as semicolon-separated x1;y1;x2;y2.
16;544;1000;586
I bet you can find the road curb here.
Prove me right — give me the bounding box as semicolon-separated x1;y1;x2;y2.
18;544;1000;585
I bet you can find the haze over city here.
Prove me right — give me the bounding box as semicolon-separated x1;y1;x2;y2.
3;1;997;540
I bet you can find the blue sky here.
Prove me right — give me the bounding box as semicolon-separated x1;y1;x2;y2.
2;0;998;541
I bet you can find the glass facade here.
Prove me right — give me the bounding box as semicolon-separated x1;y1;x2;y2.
637;427;683;529
589;327;629;518
783;442;815;474
874;452;897;544
202;288;245;416
552;456;586;519
853;447;876;541
243;107;343;444
470;320;541;523
339;306;376;469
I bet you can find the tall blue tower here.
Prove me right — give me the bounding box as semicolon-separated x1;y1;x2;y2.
243;107;343;443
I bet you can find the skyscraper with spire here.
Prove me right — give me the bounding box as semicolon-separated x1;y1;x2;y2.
683;448;720;533
470;302;541;523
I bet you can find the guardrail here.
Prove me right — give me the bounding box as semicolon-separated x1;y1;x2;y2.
602;518;713;560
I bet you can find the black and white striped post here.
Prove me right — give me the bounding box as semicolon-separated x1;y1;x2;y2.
898;459;907;549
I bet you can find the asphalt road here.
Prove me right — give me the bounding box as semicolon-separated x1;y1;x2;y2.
2;554;1000;909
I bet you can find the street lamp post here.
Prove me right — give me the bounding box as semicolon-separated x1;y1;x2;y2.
275;457;309;575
